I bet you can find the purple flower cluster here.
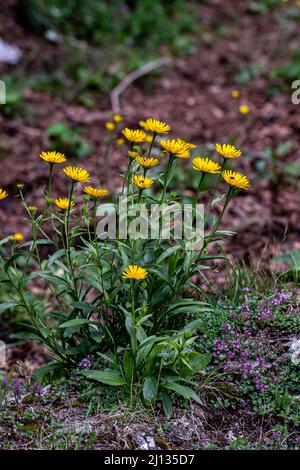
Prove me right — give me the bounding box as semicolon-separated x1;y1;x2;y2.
78;354;94;369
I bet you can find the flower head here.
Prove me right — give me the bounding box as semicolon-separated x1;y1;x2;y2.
232;90;240;98
135;156;159;168
84;186;109;199
222;170;250;190
131;174;154;190
160;139;191;159
54;198;75;210
177;140;197;150
39;151;66;164
215;143;242;159
113;114;123;123
122;265;148;280
239;105;250;114
122;128;147;143
0;188;8;200
192;157;221;174
116;138;125;145
142;118;171;134
105;121;115;131
63;166;90;183
10;233;24;242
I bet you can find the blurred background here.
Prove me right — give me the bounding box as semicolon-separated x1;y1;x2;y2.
0;0;300;283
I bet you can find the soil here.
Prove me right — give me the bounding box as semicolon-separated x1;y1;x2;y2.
0;0;300;277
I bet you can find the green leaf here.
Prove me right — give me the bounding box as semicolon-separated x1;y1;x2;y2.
82;370;126;386
59;319;96;329
156;245;182;265
162;392;173;419
163;381;201;404
0;301;19;312
143;376;158;402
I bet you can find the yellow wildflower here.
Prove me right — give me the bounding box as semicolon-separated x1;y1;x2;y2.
84;186;109;199
215;143;242;159
192;157;221;174
232;90;240;98
135;156;159;168
239;105;250;114
105;121;115;131
131;174;154;190
142;118;171;134
222;170;250;190
54;198;75;210
63;166;90;183
10;233;24;242
113;114;123;123
39;151;66;164
122;265;148;280
122;128;147;143
0;188;8;200
160;139;191;159
116;138;125;145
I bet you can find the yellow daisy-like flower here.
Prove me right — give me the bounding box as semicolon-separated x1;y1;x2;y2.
113;114;123;123
116;138;125;145
232;90;240;98
122;128;147;143
105;122;115;131
160;139;191;159
39;151;66;164
10;232;24;242
63;166;90;183
54;198;75;210
131;174;154;190
128;151;139;159
142;118;171;134
145;134;154;143
0;188;8;200
122;265;148;280
222;170;250;190
239;105;250;114
135;156;159;168
192;157;221;174
215;143;242;159
177;140;197;150
84;186;109;199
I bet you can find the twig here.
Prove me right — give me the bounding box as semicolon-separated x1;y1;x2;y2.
111;57;172;114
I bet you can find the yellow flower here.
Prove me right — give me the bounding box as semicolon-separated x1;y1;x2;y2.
139;120;146;128
239;105;250;114
63;166;90;183
222;170;250;190
54;198;75;210
135;156;159;168
192;157;221;174
28;206;38;214
113;114;123;123
131;174;154;190
10;232;24;242
215;143;242;159
122;265;148;280
84;186;109;199
142;118;171;134
105;121;115;131
39;151;66;164
177;139;197;150
0;188;8;200
128;151;139;159
122;128;147;143
232;90;240;98
145;134;154;143
160;139;191;159
116;138;125;145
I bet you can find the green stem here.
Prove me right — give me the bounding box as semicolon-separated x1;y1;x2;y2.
160;154;174;204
